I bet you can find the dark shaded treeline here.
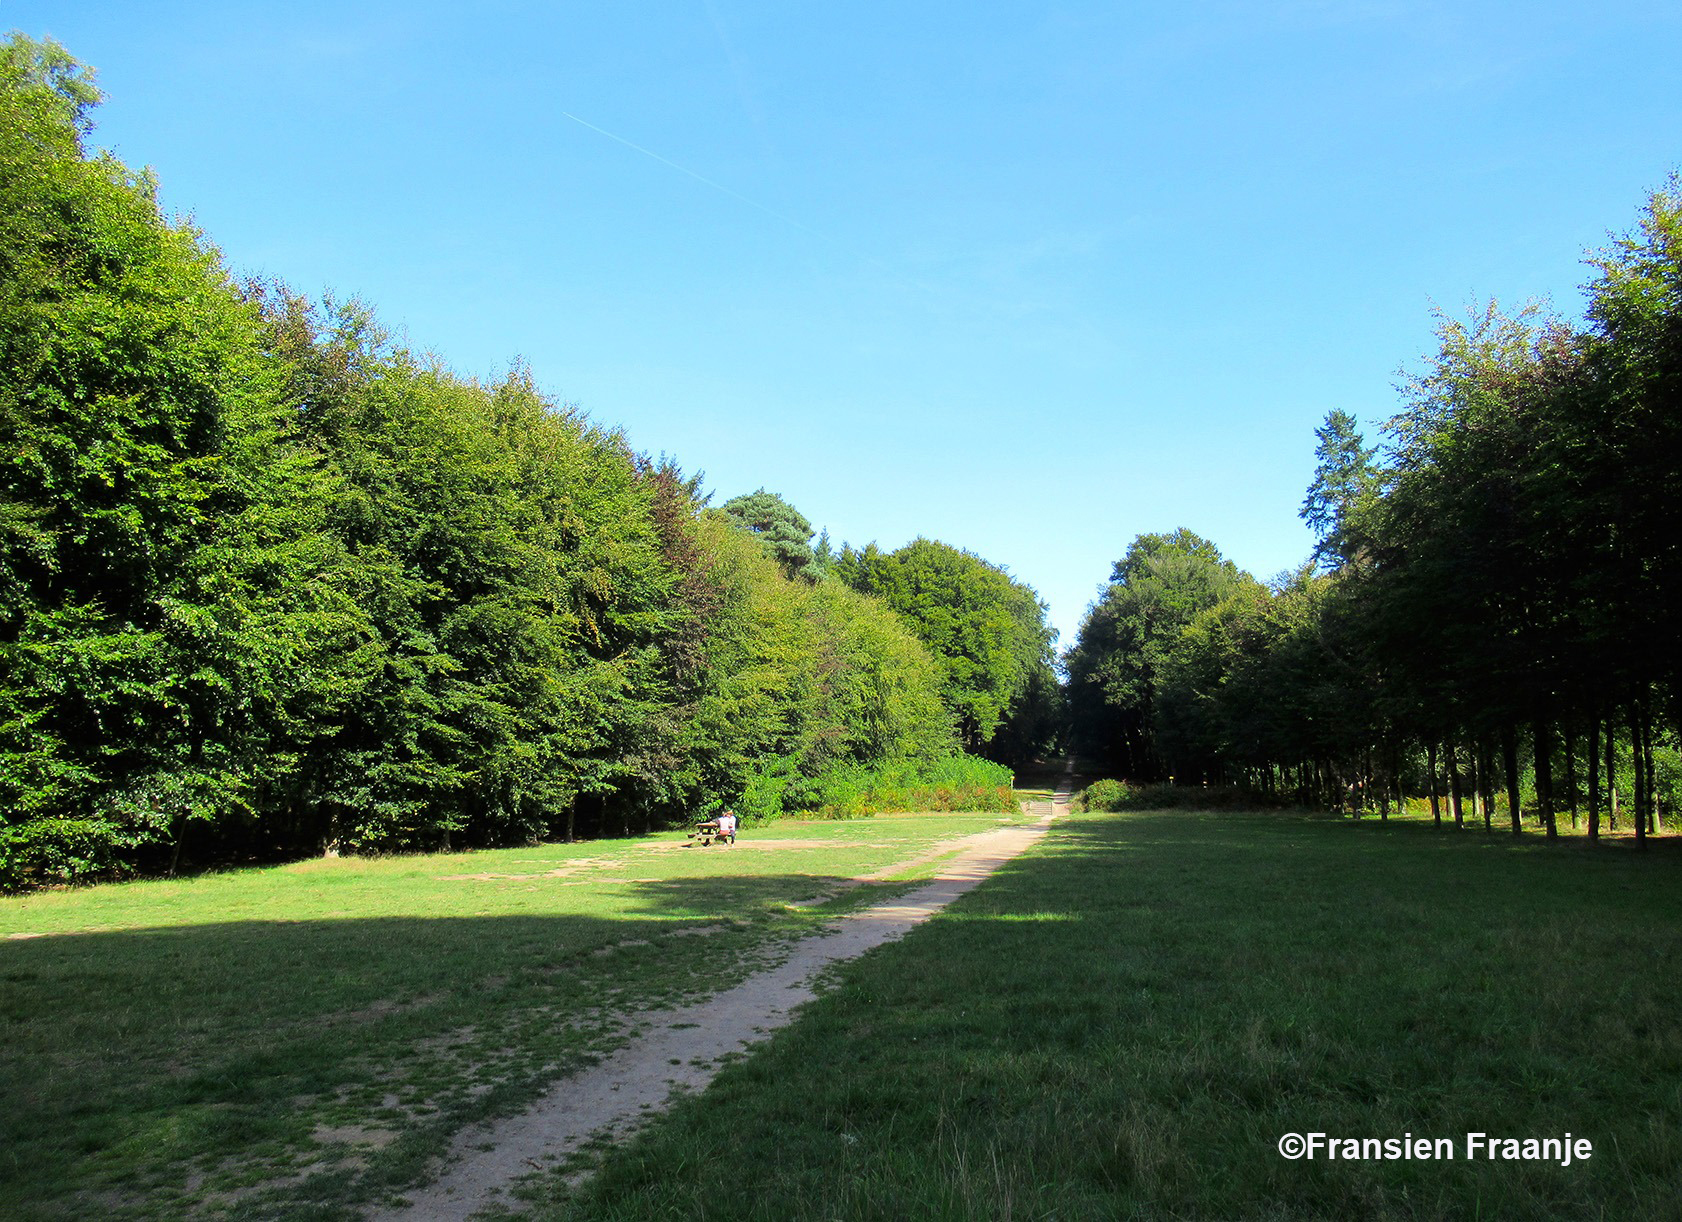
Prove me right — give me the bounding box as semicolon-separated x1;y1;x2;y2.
1068;182;1682;837
0;37;1058;885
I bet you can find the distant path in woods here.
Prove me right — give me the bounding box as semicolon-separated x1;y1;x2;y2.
370;761;1076;1221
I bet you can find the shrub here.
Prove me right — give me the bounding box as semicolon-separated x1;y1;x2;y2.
801;754;1016;819
1075;780;1263;812
0;818;135;891
1076;778;1133;812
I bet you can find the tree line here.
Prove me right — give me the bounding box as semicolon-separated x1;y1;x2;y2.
1068;181;1682;840
0;36;1059;886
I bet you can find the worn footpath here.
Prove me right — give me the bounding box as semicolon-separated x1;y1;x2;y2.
371;767;1075;1221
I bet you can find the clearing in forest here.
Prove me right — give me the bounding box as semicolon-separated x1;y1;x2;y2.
539;806;1682;1221
374;775;1070;1220
0;805;1043;1220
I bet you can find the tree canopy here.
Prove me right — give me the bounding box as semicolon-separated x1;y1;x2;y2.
0;35;1017;886
1300;409;1379;570
1066;182;1682;838
838;538;1058;760
1064;530;1250;779
719;488;823;583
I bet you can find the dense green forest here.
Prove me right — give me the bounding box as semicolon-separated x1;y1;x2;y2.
9;29;1680;890
0;36;1058;886
1068;182;1682;838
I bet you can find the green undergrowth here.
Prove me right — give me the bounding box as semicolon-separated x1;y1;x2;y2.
1076;777;1266;812
805;756;1017;820
540;808;1682;1221
742;754;1018;824
0;808;1035;1220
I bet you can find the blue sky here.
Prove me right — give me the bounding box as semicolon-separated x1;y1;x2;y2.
10;1;1681;648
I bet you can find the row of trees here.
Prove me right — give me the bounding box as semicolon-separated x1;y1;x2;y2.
0;36;1058;884
1068;182;1682;840
834;538;1061;759
712;491;1062;766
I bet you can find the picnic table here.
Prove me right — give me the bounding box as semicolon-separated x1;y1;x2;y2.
686;819;735;846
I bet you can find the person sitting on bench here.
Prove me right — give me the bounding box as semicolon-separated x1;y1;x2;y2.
716;809;737;844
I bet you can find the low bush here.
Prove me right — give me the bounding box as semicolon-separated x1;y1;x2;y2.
676;755;1017;829
1075;778;1131;812
0;817;137;890
1075;780;1262;812
801;754;1017;819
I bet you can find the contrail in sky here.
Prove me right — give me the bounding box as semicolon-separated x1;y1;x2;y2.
560;110;823;238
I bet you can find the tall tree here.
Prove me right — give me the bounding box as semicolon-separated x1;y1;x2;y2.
840;538;1055;757
720;488;823;582
1300;408;1379;570
1065;530;1245;778
0;36;368;877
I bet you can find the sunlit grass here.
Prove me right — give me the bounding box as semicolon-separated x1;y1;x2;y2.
538;808;1682;1221
0;809;1034;1220
0;812;1025;938
1356;797;1673;841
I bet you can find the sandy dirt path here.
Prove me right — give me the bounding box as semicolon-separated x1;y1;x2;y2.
370;764;1074;1222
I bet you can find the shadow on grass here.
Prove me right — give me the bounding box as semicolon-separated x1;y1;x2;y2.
0;869;925;1221
13;816;1682;1221
537;808;1682;1222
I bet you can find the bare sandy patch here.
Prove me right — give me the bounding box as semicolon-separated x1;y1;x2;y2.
667;923;727;938
437;856;623;883
320;995;443;1027
438;836;915;881
315;1123;400;1150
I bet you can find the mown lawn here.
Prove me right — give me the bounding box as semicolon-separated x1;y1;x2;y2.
0;811;1033;1220
539;808;1682;1221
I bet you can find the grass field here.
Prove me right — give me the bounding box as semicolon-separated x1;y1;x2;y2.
0;810;1035;1220
10;796;1681;1220
533;807;1682;1221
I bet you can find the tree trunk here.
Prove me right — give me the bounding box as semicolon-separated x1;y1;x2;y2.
168;814;184;878
1503;726;1522;836
1643;704;1658;835
1428;741;1441;828
1607;718;1618;831
1533;719;1557;841
1641;702;1655;837
1379;741;1390;822
1471;742;1482;826
1563;722;1579;831
1587;714;1601;842
1478;739;1495;831
1447;740;1464;829
1352;746;1365;823
1387;740;1400;820
1632;701;1647;849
